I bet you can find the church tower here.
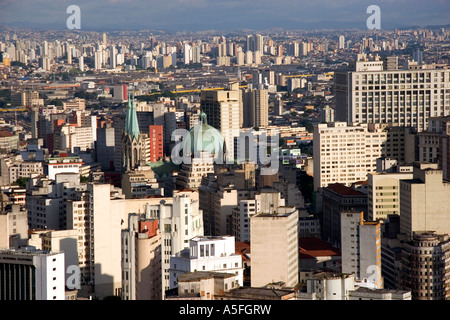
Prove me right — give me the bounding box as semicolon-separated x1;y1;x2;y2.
122;92;146;172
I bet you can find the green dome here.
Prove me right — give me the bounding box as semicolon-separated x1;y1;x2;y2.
181;112;225;157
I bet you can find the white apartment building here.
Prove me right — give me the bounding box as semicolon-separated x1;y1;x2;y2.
142;193;204;294
8;161;43;184
45;156;84;180
335;59;450;132
169;236;244;289
313;122;387;191
0;248;65;300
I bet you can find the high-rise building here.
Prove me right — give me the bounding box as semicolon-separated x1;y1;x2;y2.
338;35;345;49
109;45;116;69
200;83;241;162
143;193;204;294
313;122;387;191
401;232;450;300
341;211;383;289
78;55;84;71
96;123;115;172
321;183;368;247
0;248;65;300
367;171;413;221
250;204;299;288
242;88;268;128
94;50;102;70
148;125;163;162
399;162;450;240
335;58;450;132
121;214;162;300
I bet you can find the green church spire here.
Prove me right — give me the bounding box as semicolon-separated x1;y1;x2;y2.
128;92;140;140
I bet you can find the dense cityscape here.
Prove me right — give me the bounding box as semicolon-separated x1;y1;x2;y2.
0;2;450;307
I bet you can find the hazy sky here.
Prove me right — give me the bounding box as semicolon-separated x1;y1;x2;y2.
0;0;449;31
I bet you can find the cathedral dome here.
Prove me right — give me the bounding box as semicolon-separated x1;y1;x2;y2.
181;112;225;158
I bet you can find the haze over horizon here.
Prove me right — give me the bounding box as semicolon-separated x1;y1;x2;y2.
0;0;449;32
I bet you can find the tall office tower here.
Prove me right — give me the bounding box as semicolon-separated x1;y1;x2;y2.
313;122;387;191
242;88;268;128
401;232;450;300
339;35;345;49
30;107;39;139
341;211;383;289
169;236;244;290
183;44;191;65
113;113;125;172
109;45;116;69
192;46;201;64
250;205;299;288
246;34;254;53
200;82;241;162
253;51;261;65
274;96;284;116
412;48;423;65
96;122;115;172
399;162;450;240
67;46;72;64
121;214;162;300
245;50;253;65
148;125;163;162
334;58;450;132
236;49;244;66
78;55;84;71
255;34;264;54
277;44;283;57
321;183;368;247
94;50;102;70
287;42;299;57
367;170;414;222
0;248;65;300
102;32;107;45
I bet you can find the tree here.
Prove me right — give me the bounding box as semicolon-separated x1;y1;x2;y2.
13;177;28;188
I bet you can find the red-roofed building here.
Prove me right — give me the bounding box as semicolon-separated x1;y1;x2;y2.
299;237;341;272
322;183;368;248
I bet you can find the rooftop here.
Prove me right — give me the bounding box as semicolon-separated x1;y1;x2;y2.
0;131;14;137
178;271;236;282
299;237;341;259
326;183;365;196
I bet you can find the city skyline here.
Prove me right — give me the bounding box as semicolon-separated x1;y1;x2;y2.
0;0;449;32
